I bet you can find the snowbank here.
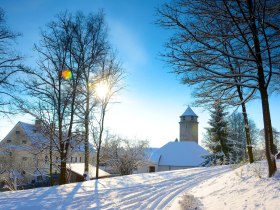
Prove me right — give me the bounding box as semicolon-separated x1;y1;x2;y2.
170;161;280;210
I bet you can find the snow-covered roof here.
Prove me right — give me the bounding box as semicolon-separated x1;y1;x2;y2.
2;121;94;153
180;106;198;117
19;121;49;144
66;163;110;179
150;141;208;167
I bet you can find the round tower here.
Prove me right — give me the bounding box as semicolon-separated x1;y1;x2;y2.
179;106;199;143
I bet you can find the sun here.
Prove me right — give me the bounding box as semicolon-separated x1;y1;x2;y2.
95;81;110;100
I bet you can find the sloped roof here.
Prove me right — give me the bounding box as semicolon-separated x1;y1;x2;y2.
151;141;208;167
18;121;50;144
144;148;160;164
180;106;198;117
66;163;110;179
10;121;94;153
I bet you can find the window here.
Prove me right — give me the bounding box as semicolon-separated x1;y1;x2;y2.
191;116;194;121
71;157;73;162
16;131;20;134
9;152;12;156
22;140;27;144
45;156;48;163
36;175;43;182
75;157;77;163
7;139;11;143
22;157;27;161
80;157;82;162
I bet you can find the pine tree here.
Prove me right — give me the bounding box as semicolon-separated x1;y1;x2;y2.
203;100;230;165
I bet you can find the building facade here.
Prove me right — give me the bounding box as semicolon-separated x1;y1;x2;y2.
0;121;94;186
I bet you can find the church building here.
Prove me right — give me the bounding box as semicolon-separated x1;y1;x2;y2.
138;106;208;173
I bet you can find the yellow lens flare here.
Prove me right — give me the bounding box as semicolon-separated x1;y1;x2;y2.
95;81;110;99
61;69;72;80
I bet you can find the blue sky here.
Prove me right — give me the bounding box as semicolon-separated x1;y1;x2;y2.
1;0;279;147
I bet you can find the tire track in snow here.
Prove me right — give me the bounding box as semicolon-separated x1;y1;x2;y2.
112;166;231;209
110;169;207;209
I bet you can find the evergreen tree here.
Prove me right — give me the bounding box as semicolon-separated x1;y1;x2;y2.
203;100;230;165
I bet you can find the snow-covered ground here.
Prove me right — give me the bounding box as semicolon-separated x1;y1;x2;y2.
170;161;280;210
0;161;279;210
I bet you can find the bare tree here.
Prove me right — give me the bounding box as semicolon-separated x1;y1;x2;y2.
90;54;124;179
20;12;82;185
157;0;280;177
0;8;24;114
70;11;109;178
102;136;148;176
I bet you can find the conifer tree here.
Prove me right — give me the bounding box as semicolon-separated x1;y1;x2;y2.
203;100;230;165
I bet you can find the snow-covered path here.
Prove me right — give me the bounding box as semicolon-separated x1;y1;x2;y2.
0;166;230;209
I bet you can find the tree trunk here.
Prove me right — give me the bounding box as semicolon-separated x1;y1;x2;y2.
247;0;277;176
60;157;67;184
49;134;53;186
84;88;90;178
236;86;254;163
259;87;277;177
95;148;100;179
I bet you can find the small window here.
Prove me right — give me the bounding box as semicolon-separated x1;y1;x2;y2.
191;116;194;121
71;157;73;162
37;175;43;182
45;156;48;163
22;157;27;161
16;131;20;134
80;157;82;162
7;139;12;143
75;157;77;163
9;152;12;156
22;140;27;144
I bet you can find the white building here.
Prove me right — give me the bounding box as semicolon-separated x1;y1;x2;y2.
138;107;208;173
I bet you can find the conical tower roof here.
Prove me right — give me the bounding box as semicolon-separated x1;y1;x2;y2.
180;106;198;117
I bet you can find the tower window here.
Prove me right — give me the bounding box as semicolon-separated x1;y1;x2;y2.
182;116;185;121
16;131;20;134
7;139;11;143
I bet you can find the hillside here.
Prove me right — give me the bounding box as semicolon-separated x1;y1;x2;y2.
0;161;279;209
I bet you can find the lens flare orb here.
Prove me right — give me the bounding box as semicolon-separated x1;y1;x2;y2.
61;69;72;80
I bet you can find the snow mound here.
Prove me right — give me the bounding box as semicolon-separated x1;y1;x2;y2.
171;161;280;210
